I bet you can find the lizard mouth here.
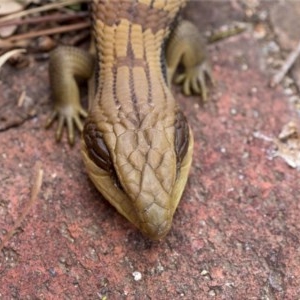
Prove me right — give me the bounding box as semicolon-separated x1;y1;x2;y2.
140;216;172;240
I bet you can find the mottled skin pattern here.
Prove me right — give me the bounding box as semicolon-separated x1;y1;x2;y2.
48;0;212;239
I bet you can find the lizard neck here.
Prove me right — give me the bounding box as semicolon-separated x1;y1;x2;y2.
90;0;187;118
91;0;188;84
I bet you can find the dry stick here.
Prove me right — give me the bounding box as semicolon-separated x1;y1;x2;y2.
69;29;90;45
208;22;248;43
5;21;90;43
0;162;43;252
270;39;300;87
0;12;89;28
17;90;26;107
0;0;88;23
0;40;30;53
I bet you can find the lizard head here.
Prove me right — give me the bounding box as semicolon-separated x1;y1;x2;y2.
81;109;193;240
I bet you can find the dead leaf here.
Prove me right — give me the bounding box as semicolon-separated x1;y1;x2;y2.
274;121;300;169
0;0;25;16
0;48;26;69
0;0;27;37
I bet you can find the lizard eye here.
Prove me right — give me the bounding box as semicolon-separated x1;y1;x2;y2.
174;110;190;176
83;120;122;189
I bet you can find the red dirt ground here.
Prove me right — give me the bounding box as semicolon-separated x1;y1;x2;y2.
1;2;300;299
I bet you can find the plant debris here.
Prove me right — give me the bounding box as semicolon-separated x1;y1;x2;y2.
273;121;300;169
0;0;89;55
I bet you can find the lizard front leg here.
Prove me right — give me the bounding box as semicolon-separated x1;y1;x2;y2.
166;20;213;101
46;46;95;145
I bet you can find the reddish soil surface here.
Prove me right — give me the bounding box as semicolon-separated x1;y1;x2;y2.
1;2;300;299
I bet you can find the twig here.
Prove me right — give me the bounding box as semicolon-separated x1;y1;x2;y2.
0;162;43;252
0;12;89;28
17;90;26;107
0;0;88;23
69;29;90;45
270;39;300;87
0;40;30;53
208;22;249;43
5;21;90;43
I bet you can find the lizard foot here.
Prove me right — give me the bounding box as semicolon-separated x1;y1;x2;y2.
175;60;214;101
45;105;87;145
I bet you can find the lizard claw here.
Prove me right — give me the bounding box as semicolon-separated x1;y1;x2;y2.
175;60;214;101
45;105;87;145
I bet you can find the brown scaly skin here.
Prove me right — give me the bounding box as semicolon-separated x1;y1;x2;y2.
47;0;213;240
